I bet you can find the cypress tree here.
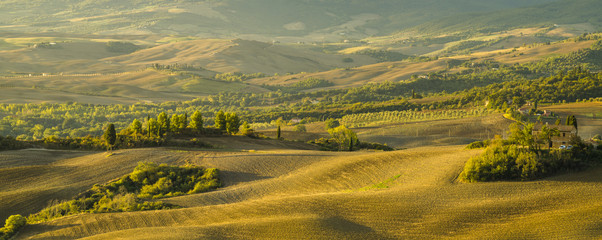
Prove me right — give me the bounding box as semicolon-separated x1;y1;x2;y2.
348;135;353;151
147;115;151;137
103;123;116;149
277;125;281;139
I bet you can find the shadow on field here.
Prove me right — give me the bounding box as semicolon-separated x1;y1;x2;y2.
19;223;79;240
219;170;271;187
321;216;395;239
542;166;602;183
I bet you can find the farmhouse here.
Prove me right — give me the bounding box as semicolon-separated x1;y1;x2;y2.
532;123;577;147
518;107;530;115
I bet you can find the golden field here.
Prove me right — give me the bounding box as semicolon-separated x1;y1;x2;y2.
1;106;600;239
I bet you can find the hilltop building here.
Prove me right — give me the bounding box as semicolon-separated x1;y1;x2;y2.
532;123;577;147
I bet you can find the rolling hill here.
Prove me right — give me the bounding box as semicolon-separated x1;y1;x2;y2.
248;38;599;90
0;102;599;239
414;0;602;35
8;144;602;239
0;35;595;104
0;38;374;75
0;0;565;41
106;39;377;75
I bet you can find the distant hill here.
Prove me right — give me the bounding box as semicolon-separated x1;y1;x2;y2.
106;39;376;74
415;0;602;34
0;0;563;41
248;38;599;90
0;38;374;74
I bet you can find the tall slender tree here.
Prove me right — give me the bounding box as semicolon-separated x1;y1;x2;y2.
103;123;116;150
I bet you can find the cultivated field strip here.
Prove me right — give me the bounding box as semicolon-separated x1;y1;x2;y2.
7;146;602;239
18;171;602;239
0;148;190;222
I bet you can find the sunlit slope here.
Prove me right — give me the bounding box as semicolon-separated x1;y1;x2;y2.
355;114;513;149
0;136;317;224
17;145;602;239
249;39;597;89
0;69;267;104
107;39;376;75
0;38;374;75
460;39;598;65
0;149;188;224
248;59;448;89
0;41;127;74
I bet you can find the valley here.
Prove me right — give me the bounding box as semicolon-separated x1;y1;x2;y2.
0;0;601;239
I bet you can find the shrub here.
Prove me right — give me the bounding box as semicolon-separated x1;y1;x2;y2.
357;142;394;151
324;118;340;130
342;57;354;63
1;214;26;240
465;140;486;149
294;124;307;132
105;41;140;53
461;139;601;182
28;163;220;223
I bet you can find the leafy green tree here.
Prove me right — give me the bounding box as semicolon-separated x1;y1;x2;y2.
566;115;573;126
103;123;116;148
157;112;169;136
538;124;560;150
225;113;240;135
294;124;306;132
328;125;358;151
1;214;26;239
566;115;578;134
508;122;535;150
189;111;203;132
240;121;254;136
170;114;180;133
130;119;142;135
324;118;340;130
181;113;188;130
146;115;151;137
214;111;227;131
147;118;158;137
61;118;76;130
170;114;187;133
